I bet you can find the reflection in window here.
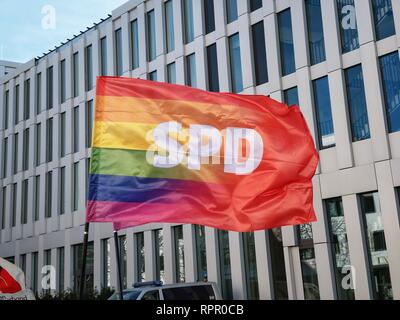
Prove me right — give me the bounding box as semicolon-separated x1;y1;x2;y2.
46;118;53;162
204;0;215;34
73;242;94;295
252;21;268;86
344;64;370;141
278;9;296;76
299;248;320;300
269;228;288;299
242;232;259;299
195;225;207;282
360;192;393;300
183;0;194;44
167;63;176;84
218;230;233;299
250;0;263;12
313;76;335;149
226;0;238;24
31;252;38;293
73;162;79;211
305;0;326;65
14;84;19;124
3;90;9;130
185;53;197;88
100;37;108;76
1;187;6;230
325;198;355;300
284;87;299;107
229;33;243;93
12;184;16;226
174;225;185;283
155;229;165;282
2;138;7;179
45;171;52;218
337;0;359;53
102;239;111;289
207;43;219;92
115;28;123;76
136;232;145;282
73;53;79;98
86;100;94;148
165;1;175;53
118;235;127;289
379;52;400;133
85;44;93;91
60;60;66;103
371;0;396;41
131;21;139;70
46;67;53;109
21;179;28;224
147;10;157;62
58;247;65;292
24;79;30;120
149;70;158;81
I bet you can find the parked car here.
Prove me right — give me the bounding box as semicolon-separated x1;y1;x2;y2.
108;281;222;300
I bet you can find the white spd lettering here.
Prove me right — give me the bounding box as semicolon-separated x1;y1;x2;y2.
146;121;264;175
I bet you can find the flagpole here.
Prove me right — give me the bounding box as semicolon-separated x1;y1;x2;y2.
79;222;90;299
113;230;124;300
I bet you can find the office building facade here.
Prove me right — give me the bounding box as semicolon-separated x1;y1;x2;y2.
1;0;400;300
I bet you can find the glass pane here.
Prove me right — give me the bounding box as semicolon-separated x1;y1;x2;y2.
73;242;94;295
204;0;215;34
85;45;93;91
119;235;127;288
136;232;145;282
167;63;176;84
195;225;207;282
155;229;165;282
313;76;335;149
46;68;53;109
337;0;359;53
284;87;299;107
4;90;9;129
115;28;123;76
102;239;111;288
183;0;194;44
24;79;30;120
100;37;108;76
186;53;197;87
218;230;233;299
278;9;296;76
250;0;263;12
58;247;65;292
73;107;79;153
300;248;320;300
360;192;393;300
344;64;370;141
147;10;156;61
371;0;396;41
131;21;139;69
59;167;65;215
226;0;238;24
149;70;157;81
165;1;175;53
325;198;355;300
252;21;268;85
14;85;19;125
229;33;243;93
242;232;259;299
73;53;79;97
379;52;400;133
174;225;185;283
269;228;288;299
207;43;219;92
60;60;66;103
305;0;326;65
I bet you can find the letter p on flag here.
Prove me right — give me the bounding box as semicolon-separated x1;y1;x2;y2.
87;77;319;232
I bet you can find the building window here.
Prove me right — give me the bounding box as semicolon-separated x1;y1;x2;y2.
35;123;41;166
12;183;17;227
73;52;79;98
46;66;53;109
46;118;53;162
2;137;8;178
115;28;123;76
218;230;233;299
195;225;207;282
23;128;29;171
148;70;157;81
60;59;66;103
284;87;299;107
136;232;145;282
13;133;18;174
371;0;396;41
313;76;335;149
167;62;176;84
100;37;108;76
344;64;370;141
183;0;195;44
129;20;139;70
59;167;65;215
3;90;9;130
252;21;268;86
86;100;94;148
34;175;40;221
102;239;111;289
250;0;262;12
337;0;359;53
325;198;355;300
118;235;127;289
360;192;393;299
36;73;41;115
173;225;185;283
305;0;326;65
204;0;215;34
379;52;400;133
229;33;243;93
57;247;65;292
269;228;289;299
1;187;6;229
165;1;175;53
185;53;197;87
242;232;259;300
20;254;26;281
147;10;157;62
31;252;38;294
23;79;30;120
73;106;79;153
278;9;296;76
85;44;93;91
45;171;52;218
14;84;19;125
226;0;238;24
73;162;79;211
155;229;165;282
60;112;66;157
73;242;94;295
207;43;219;92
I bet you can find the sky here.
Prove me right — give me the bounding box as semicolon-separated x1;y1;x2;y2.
0;0;128;63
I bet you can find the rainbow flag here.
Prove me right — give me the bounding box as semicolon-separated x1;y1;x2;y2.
87;77;319;232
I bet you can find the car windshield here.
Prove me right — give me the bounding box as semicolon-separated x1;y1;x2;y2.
109;290;141;300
